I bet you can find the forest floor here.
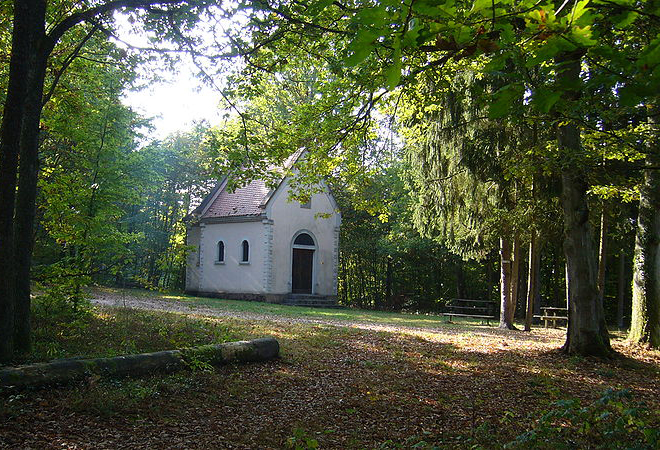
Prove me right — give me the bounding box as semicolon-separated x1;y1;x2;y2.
1;288;659;449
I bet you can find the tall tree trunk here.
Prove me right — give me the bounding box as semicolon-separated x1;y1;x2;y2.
385;255;392;310
561;171;610;354
509;235;521;324
373;256;381;310
486;255;495;302
565;261;570;308
598;209;608;302
518;248;528;319
525;232;541;331
499;237;516;329
456;259;466;298
13;52;48;353
629;107;660;347
617;250;626;330
557;49;611;356
550;250;559;305
0;0;45;362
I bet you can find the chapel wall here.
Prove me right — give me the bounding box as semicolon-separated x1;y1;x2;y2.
268;179;340;297
198;220;266;294
185;225;202;292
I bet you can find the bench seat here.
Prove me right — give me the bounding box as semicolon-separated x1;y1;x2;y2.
539;316;568;321
442;313;495;319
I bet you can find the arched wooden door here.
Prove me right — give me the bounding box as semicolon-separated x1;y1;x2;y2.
292;232;315;294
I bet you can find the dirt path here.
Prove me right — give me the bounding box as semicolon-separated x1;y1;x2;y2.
89;290;566;345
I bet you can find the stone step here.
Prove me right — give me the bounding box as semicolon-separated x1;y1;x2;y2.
282;300;337;305
281;295;340;308
282;304;341;309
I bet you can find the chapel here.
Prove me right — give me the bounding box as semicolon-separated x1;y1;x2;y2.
185;155;341;306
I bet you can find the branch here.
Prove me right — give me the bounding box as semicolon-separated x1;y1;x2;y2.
165;14;253;160
407;53;456;79
42;24;100;107
46;0;201;47
261;4;349;35
427;168;468;183
597;0;660;22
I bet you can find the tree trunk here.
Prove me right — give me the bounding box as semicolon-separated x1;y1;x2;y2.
0;338;280;389
518;248;528;319
499;237;516;329
565;261;570;308
617;250;626;330
456;259;466;298
557;50;611;356
0;0;46;362
509;235;521;324
486;255;495;302
13;43;48;354
561;171;611;355
598;209;608;302
629;110;660;347
525;232;541;331
385;255;392;310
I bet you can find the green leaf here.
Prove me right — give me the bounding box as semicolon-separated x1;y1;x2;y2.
638;36;660;69
412;0;445;17
488;84;522;118
355;6;389;28
618;84;642;107
571;26;597;47
385;49;402;90
345;29;379;66
570;0;590;22
471;0;493;14
484;54;506;72
454;24;474;45
525;37;564;67
402;19;422;47
612;10;638;28
305;0;335;17
532;88;561;113
346;45;374;66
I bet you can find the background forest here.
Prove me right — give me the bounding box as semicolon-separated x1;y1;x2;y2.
1;0;659;361
25;50;635;329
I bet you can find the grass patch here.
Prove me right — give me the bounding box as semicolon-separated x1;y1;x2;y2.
101;286;495;330
22;297;240;365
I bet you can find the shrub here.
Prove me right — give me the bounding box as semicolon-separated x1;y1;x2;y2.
507;389;660;449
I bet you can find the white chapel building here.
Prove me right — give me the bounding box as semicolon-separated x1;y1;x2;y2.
185;158;341;305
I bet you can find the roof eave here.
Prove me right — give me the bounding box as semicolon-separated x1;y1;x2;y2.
199;214;267;224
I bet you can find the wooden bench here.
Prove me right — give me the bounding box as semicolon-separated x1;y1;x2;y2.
536;307;568;328
443;299;497;326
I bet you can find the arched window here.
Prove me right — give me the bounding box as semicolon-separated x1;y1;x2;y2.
241;240;250;263
293;233;314;246
217;241;225;263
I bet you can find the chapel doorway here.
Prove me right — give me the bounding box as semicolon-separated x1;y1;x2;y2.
292;232;315;294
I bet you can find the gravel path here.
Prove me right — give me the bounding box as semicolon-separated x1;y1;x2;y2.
89;290;565;343
91;291;298;324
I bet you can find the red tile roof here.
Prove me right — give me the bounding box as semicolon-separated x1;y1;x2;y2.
201;179;270;219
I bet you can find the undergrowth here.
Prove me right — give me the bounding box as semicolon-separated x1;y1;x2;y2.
507;388;660;449
22;295;238;365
